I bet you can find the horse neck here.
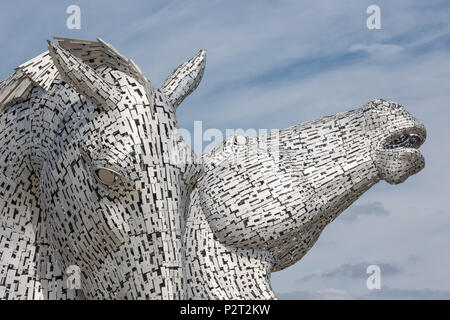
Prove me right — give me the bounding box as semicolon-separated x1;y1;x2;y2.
0;86;52;227
183;191;276;299
0;85;83;299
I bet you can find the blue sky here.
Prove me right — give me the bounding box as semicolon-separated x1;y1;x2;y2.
1;0;450;299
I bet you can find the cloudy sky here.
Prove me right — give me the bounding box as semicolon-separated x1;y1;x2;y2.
1;0;449;299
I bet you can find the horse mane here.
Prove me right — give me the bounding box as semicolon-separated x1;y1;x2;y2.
0;37;147;113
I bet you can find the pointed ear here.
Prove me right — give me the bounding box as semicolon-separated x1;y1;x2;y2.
161;50;206;109
47;41;121;110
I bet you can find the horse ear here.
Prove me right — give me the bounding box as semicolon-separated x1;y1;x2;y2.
161;50;206;109
47;41;121;110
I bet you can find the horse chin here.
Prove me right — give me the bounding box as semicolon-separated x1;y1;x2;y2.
375;147;425;185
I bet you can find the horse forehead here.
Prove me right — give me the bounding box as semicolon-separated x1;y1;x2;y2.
86;103;152;133
79;103;171;155
81;120;142;154
110;70;173;112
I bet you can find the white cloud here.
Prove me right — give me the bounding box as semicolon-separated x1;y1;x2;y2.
349;43;404;57
279;288;353;300
316;288;353;300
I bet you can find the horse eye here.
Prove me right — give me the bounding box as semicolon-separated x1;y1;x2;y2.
94;168;120;186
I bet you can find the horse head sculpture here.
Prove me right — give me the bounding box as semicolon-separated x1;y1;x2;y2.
0;38;426;300
184;99;426;299
0;38;205;299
